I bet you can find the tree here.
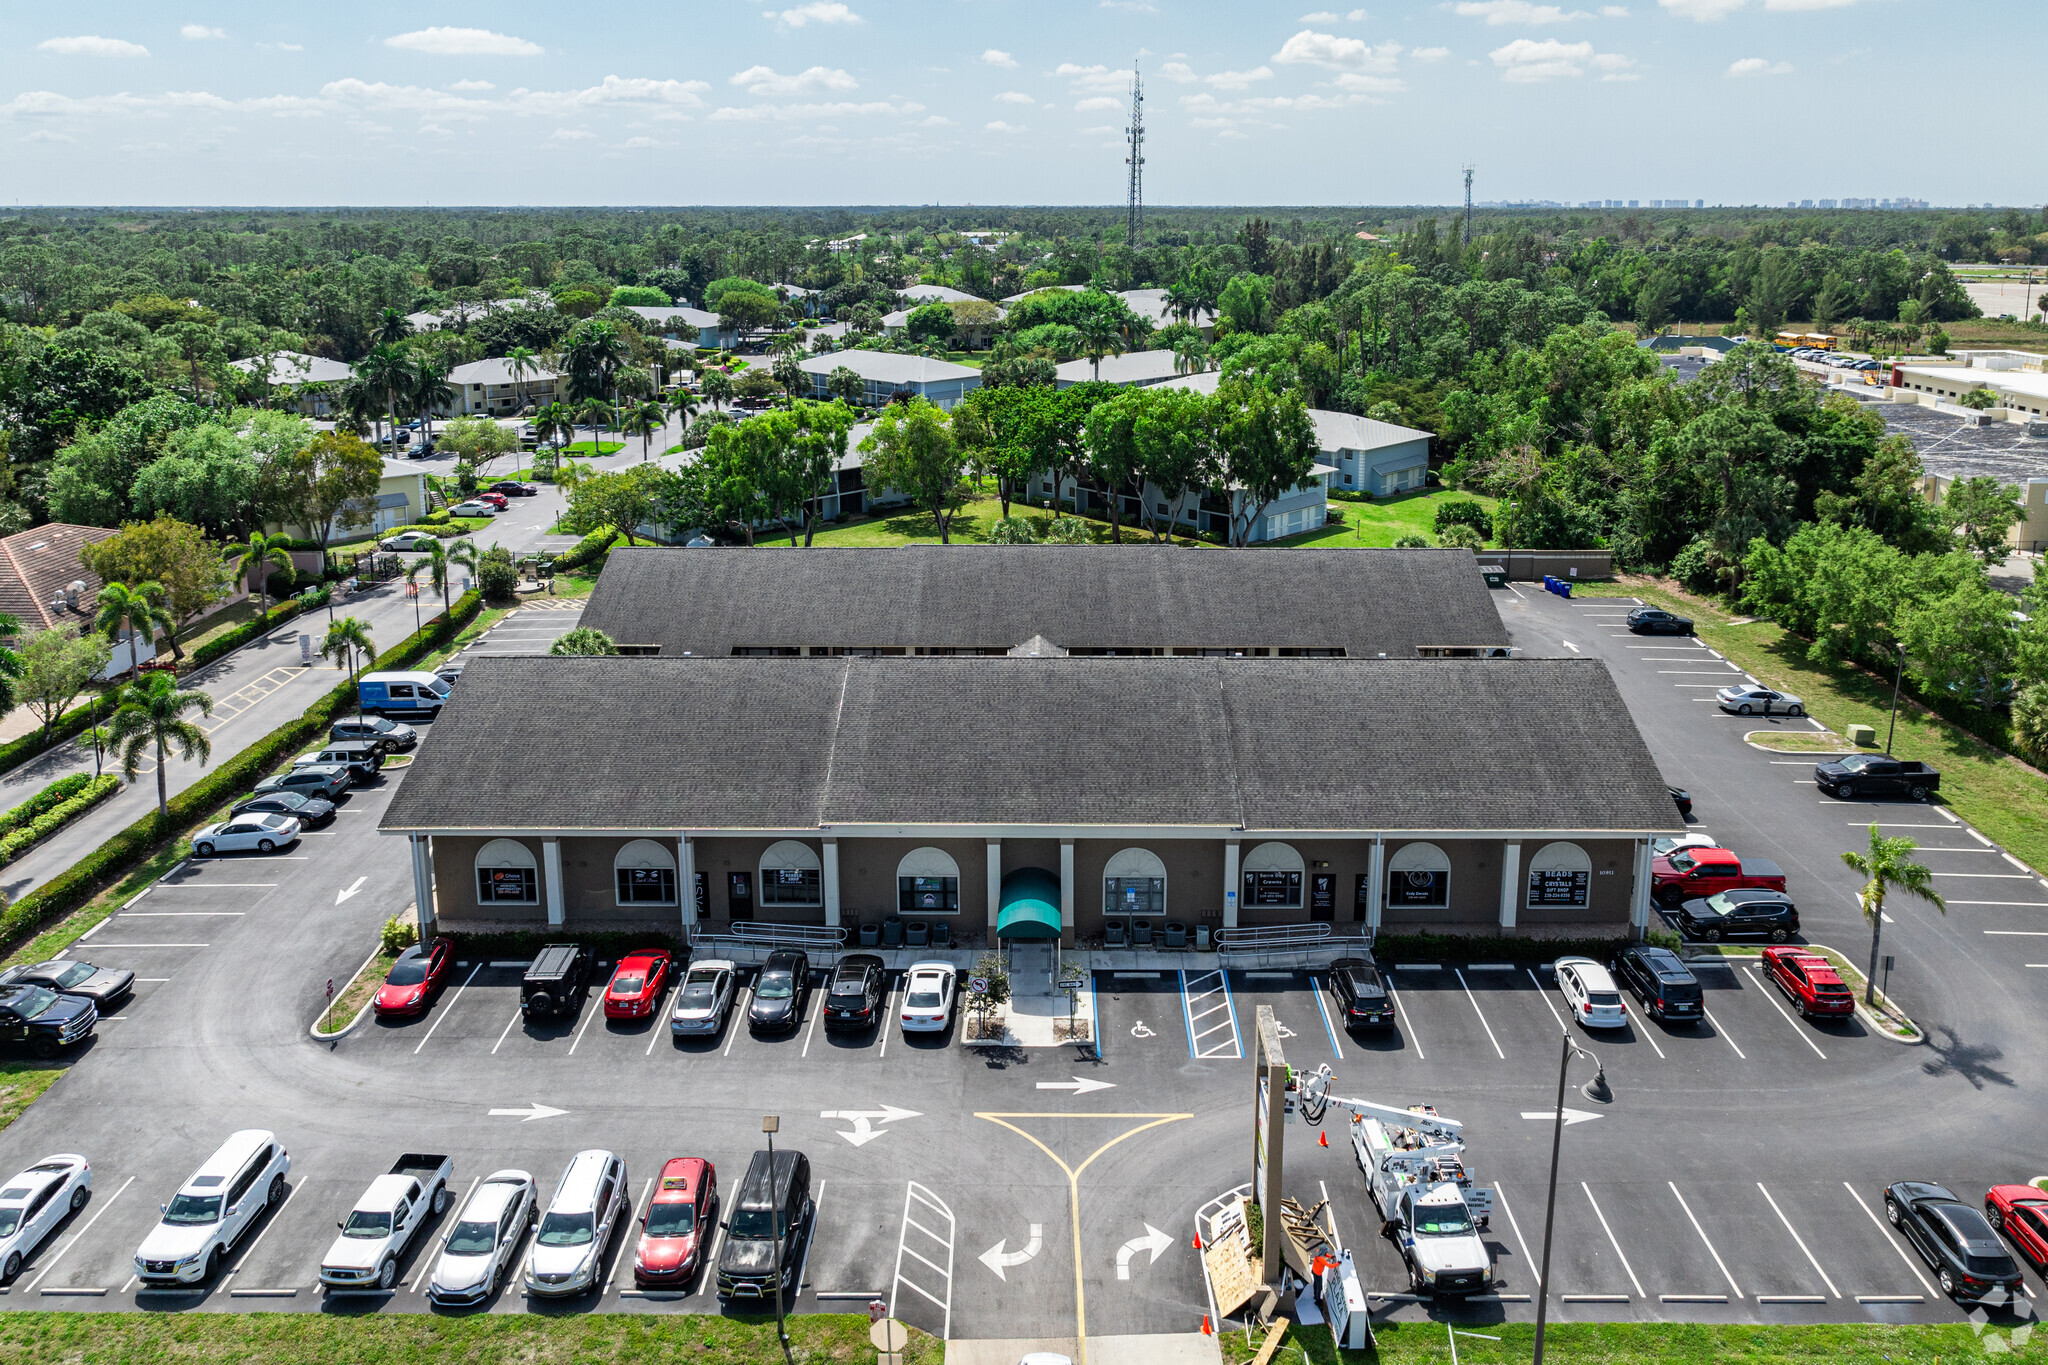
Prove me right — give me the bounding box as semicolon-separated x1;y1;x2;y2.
1941;475;2026;562
504;347;540;410
561;320;631;404
353;343;412;450
950;298;1003;349
92;581;172;681
532;400;578;458
270;431;385;569
409;357;455;440
407;539;454;617
436;416;519;473
784;400;853;546
80;516;232;653
576;396;616;452
859;399;969;544
320;616;376;720
1437;523;1485;551
770;351;805;395
904;302;956;346
106;671;214;819
1841;823;1944;1006
701;369;735;412
549;626;619;656
718;292;779;345
15;627;109;743
475;545;519;601
826;366;864;407
665;389;700;435
621;398;668;460
566;466;665;546
1218;273;1274;335
1957;386;1999;411
1074;311;1125;382
130;425;259;536
1133;388;1218;541
446;538;482;601
1738;250;1800;338
227;530;295;616
1083;388;1149;542
1634;268;1680;334
1213;380;1318;547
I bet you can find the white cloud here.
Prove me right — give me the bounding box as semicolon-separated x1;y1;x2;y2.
710;98;920;121
449;79;494;92
1765;0;1867;7
260;42;303;51
1453;2;1591;23
994;90;1035;104
548;128;596;141
1099;0;1159;11
1054;62;1135;92
1602;4;1630;12
384;27;542;56
1348;6;1369;14
919;114;951;125
615;135;666;148
20;130;72;143
1075;95;1122;111
1299;10;1342;18
728;64;857;95
0;87;327;118
1489;36;1633;80
180;25;226;40
1412;45;1451;59
1657;0;1745;18
985;119;1026;132
1592;51;1638;77
1726;55;1793;75
981;48;1017;67
1271;30;1400;72
764;2;863;27
1333;72;1404;93
1205;66;1273;89
37;35;150;58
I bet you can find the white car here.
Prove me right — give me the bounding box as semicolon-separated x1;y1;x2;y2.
670;959;738;1037
899;961;957;1033
1553;957;1628;1030
1716;684;1804;717
524;1150;628;1297
448;500;496;517
190;812;301;857
428;1170;535;1308
135;1131;289;1285
1651;833;1722;858
0;1155;91;1282
380;531;437;552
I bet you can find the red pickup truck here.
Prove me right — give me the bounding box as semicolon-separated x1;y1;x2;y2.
1652;847;1788;906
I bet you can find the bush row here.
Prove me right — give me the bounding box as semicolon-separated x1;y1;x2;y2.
0;773;97;837
187;599;304;673
553;526;618;572
0;592;485;953
0;776;120;867
0;699;109;784
1369;932;1632;965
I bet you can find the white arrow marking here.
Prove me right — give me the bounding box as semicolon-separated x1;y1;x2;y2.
1035;1077;1116;1094
1520;1108;1602;1127
1115;1225;1174;1280
1561;641;1581;654
979;1224;1044;1280
488;1103;567;1122
335;876;367;904
821;1105;923;1147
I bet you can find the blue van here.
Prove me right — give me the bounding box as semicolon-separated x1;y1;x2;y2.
358;670;450;719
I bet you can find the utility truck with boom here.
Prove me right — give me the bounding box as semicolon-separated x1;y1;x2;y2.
1295;1065;1494;1297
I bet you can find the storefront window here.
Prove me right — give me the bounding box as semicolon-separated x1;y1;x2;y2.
1526;842;1591;909
758;840;823;908
1105;877;1164;916
614;839;678;906
1386;842;1450;910
1241;842;1304;909
475;839;538;905
900;876;958;913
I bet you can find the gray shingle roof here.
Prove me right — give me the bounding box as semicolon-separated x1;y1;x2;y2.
795;351;979;384
380;656;1677;836
1053;349;1186;386
578;546;1508;656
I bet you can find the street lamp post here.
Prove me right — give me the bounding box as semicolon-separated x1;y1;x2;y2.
763;1115;793;1365
1885;641;1906;755
1532;1030;1613;1365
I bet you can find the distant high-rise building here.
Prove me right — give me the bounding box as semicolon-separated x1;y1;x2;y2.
1800;199;1814;209
1818;199;1838;209
1695;199;1704;209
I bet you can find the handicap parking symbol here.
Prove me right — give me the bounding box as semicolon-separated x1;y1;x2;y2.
1274;1020;1298;1039
1130;1020;1157;1038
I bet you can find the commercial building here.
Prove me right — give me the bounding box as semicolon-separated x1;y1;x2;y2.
1892;356;2048;418
443;358;560;416
796;351;981;410
225;352;354;416
1921;474;2048;554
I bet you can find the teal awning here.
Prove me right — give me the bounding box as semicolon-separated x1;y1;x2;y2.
997;868;1063;940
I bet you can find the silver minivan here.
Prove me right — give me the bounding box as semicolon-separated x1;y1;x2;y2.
523;1151;627;1297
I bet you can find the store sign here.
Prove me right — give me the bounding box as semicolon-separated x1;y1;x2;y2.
1354;873;1372;920
1387;869;1447;907
1310;873;1336;920
728;871;753;903
479;866;536;903
1243;870;1301;907
693;870;708;914
1528;868;1590;907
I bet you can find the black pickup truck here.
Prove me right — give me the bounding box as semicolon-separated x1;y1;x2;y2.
1815;754;1940;801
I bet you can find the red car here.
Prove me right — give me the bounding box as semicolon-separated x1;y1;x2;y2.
603;949;672;1020
373;936;453;1017
1761;947;1855;1018
476;491;509;510
634;1157;717;1287
1987;1185;2048;1270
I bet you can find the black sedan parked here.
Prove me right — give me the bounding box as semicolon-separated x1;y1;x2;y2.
231;790;337;828
1628;606;1694;635
0;958;135;1010
1675;888;1800;942
747;950;811;1033
1669;786;1693;819
1609;945;1701;1022
1885;1182;2027;1301
1327;956;1395;1028
822;954;887;1032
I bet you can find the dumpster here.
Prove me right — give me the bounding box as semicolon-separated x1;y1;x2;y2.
1480;567;1508;589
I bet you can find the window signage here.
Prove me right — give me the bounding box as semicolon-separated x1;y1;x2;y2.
478;866;536;904
694;870;709;915
1527;868;1590;907
1387;869;1448;908
1310;873;1336;921
1354;873;1372;921
729;871;752;903
1243;870;1302;907
617;866;676;905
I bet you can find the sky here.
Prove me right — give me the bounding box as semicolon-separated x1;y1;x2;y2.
1;0;2038;209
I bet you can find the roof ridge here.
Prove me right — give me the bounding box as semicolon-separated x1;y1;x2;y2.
0;532;37;630
815;658;853;828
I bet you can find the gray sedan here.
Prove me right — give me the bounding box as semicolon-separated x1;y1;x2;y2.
254;765;351;801
1715;684;1804;717
669;960;738;1037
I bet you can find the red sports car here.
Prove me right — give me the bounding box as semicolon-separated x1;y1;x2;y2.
603;950;672;1020
1761;947;1854;1018
634;1157;716;1287
373;936;453;1018
1986;1185;2048;1270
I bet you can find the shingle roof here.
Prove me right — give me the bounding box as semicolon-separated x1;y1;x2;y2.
795;351;979;385
578;546;1508;656
1053;349;1186;386
447;358;561;387
381;656;1677;836
0;524;120;631
226;351;354;386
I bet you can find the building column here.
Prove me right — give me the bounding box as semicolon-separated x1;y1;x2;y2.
410;834;435;938
822;839;841;928
1630;838;1652;939
542;838;565;929
1059;840;1076;937
986;839;1002;936
678;835;697;938
1365;836;1384;935
1223;839;1241;929
1498;841;1522;931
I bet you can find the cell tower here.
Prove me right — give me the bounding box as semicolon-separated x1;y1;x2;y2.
1125;65;1146;247
1462;164;1475;242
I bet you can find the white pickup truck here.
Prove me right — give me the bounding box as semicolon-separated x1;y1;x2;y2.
319;1153;453;1292
1354;1116;1493;1298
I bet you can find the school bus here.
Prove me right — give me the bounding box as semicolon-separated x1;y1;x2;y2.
1773;331;1838;352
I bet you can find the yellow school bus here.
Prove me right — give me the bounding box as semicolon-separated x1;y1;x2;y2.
1774;331;1838;352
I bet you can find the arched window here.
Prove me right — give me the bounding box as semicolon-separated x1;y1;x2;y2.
1104;847;1167;917
1241;841;1304;910
1526;841;1591;909
759;840;823;907
1386;842;1450;910
615;839;677;906
898;846;960;915
475;838;537;905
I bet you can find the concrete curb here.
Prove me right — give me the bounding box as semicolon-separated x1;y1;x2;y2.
1699;943;1923;1045
309;945;384;1042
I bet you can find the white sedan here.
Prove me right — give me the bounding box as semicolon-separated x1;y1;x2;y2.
899;961;957;1033
1553;957;1628;1030
448;500;497;517
380;531;437;552
0;1155;91;1282
1715;684;1804;717
1652;833;1721;858
191;812;301;857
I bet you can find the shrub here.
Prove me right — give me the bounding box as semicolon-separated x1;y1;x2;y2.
189;599;302;671
476;545;519;602
1044;515;1092;545
1432;500;1493;538
985;515;1038;544
2013;683;2048;763
380;916;420;955
1669;537;1719;595
608;285;671;308
0;774;95;836
1437;523;1485;552
1392;534;1429;548
0;776;120;866
555;526;618;571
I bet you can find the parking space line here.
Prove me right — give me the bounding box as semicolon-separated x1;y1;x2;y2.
1933;872;2036;879
565;999;602;1055
1629;1010;1666;1059
411;1176;479;1291
725;989;752;1056
1388;987;1424;1060
1961;901;2048;908
490;1005;522;1055
690;1221;726;1299
605;1179;654;1295
1311;977;1343;1060
890;1182;955;1339
1750;971;1827;1059
1580;1185;1644;1298
877;978;899;1059
1756;1182;1839;1298
222;1182;295;1276
800;987;822;1058
87;943;210;949
1841;1183;1937;1296
23;1174;133;1291
415;963;483;1055
1492;1181;1535;1277
1524;969;1567;1030
1700;1007;1747;1059
1668;1184;1742;1298
1453;969;1505;1059
1180;969;1242;1060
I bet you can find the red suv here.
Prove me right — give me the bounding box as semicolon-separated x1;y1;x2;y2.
603;949;672;1020
476;491;509;510
634;1157;717;1287
1761;947;1854;1018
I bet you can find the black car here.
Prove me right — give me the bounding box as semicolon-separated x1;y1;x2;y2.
1628;606;1694;636
1886;1182;2026;1301
329;716;418;753
521;943;593;1020
822;954;886;1033
1609;945;1701;1022
716;1149;813;1302
1669;785;1693;819
489;481;540;497
231;791;336;828
1327;955;1394;1028
0;985;96;1059
0;959;135;1010
1675;888;1800;943
748;951;810;1033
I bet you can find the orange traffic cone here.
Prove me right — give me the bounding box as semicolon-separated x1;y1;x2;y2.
1192;1234;1203;1250
1200;1316;1214;1336
1319;1130;1330;1148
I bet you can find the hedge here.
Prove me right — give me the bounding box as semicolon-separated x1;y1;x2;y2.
1368;932;1636;965
554;526;618;571
0;776;119;866
0;591;484;951
0;773;98;837
187;598;303;672
0;698;110;784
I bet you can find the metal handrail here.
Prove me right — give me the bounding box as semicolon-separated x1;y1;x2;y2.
1214;922;1334;948
688;922;848;950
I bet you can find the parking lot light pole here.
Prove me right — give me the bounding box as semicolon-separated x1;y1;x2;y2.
764;1115;793;1365
1533;1031;1612;1365
1885;641;1906;755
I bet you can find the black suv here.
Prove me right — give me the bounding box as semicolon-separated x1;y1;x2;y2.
1628;606;1694;636
747;951;810;1033
822;954;886;1033
1327;955;1394;1028
716;1149;812;1302
521;944;592;1020
0;984;97;1059
1886;1182;2026;1301
330;716;418;753
1675;888;1799;943
1610;945;1702;1023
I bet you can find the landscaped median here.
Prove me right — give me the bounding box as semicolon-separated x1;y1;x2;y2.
1221;1319;2043;1363
1684;943;1920;1042
0;774;120;867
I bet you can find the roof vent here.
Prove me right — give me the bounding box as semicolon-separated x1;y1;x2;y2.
1009;635;1067;658
25;541;46;552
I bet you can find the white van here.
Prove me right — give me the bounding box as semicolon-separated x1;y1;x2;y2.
134;1130;290;1285
358;670;451;720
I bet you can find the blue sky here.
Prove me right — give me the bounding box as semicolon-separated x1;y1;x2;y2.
1;0;2035;208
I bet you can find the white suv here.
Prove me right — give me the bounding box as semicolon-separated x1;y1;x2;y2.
134;1131;289;1285
524;1150;628;1297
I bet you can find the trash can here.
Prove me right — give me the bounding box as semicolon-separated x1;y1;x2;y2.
1480;567;1508;589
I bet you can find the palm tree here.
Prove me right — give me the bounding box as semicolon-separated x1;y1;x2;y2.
576;396;616;453
230;532;296;617
106;671;214;820
93;581;172;682
505;346;540;411
1841;823;1946;1006
334;374;383;440
532;400;578;462
768;331;806;360
354;344;411;452
561;320;631;405
621;399;667;460
665;389;700;435
1075;313;1124;382
554;460;596;493
408;539;453;617
1165;280;1203;326
445;539;481;604
373;307;414;348
409;356;455;442
321;616;376;722
1172;332;1209;376
701;369;735;413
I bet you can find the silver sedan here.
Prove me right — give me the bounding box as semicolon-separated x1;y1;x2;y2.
669;960;738;1036
1715;684;1804;717
191;812;301;857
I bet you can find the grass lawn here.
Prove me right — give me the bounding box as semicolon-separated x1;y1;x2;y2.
4;837;194;970
0;1064;64;1137
175;598;265;652
319;945;396;1035
1580;577;2048;875
1221;1320;2045;1363
796;495;1203;547
557;440;626;456
1282;488;1501;549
